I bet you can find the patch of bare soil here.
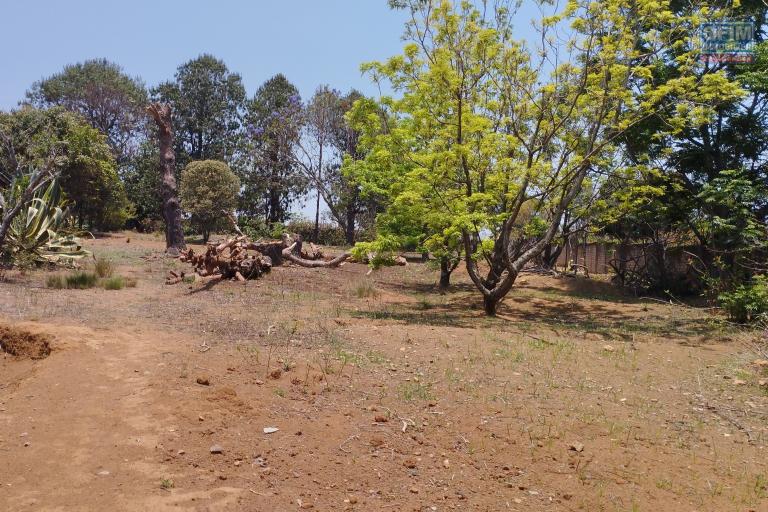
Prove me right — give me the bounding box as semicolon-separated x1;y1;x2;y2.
0;232;766;512
0;323;52;359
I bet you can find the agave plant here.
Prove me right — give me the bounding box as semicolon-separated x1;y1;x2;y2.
2;178;90;265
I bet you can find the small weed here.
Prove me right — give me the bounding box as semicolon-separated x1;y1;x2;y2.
160;478;174;490
365;350;387;364
354;280;379;299
274;388;285;398
397;381;434;401
182;275;195;284
65;271;98;289
94;258;115;278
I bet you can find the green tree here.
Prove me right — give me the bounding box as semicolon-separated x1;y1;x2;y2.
180;160;240;242
604;11;768;293
0;106;131;231
26;59;148;165
243;74;306;224
351;0;741;315
122;141;163;231
153;55;246;170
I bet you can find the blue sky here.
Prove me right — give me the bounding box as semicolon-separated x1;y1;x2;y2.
0;0;412;109
0;0;542;218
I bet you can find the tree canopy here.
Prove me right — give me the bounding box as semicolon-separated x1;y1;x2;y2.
26;58;148;165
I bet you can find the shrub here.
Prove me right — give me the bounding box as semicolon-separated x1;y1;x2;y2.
46;274;66;289
285;220;347;246
719;276;768;324
94;258;115;278
180;160;240;243
65;271;98;289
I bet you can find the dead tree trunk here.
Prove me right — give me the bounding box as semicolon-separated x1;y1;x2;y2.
147;103;186;256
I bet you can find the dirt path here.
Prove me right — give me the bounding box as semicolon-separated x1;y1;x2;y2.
0;321;241;511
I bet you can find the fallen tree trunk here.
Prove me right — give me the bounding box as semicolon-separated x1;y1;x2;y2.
168;229;350;284
281;241;350;268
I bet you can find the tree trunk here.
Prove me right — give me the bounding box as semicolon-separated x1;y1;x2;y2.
439;257;451;289
147;103;186;255
313;188;321;243
344;204;356;245
483;295;499;316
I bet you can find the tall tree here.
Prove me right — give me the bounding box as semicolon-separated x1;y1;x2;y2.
298;86;338;242
353;0;742;315
324;89;375;244
604;5;768;293
243;74;306;224
26;59;147;165
146;103;185;255
153;55;246;170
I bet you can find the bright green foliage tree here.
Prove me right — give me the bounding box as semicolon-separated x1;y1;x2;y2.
0;107;131;231
350;0;742;315
180;160;240;242
26;59;148;165
153;55;246;170
601;3;768;294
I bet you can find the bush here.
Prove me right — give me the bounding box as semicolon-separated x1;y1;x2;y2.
180;160;240;243
94;258;115;278
65;271;98;289
285;220;347;246
719;276;768;324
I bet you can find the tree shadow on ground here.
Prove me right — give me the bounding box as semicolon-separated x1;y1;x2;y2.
354;281;731;345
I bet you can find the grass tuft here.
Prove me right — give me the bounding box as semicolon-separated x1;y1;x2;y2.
101;276;138;290
65;271;98;289
94;258;115;278
46;274;66;289
354;280;379;299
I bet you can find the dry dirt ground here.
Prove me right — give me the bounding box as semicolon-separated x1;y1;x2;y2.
1;233;767;512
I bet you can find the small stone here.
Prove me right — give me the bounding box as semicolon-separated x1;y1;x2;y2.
758;379;767;387
255;379;264;385
263;427;279;434
97;470;110;476
409;487;419;494
443;459;450;468
177;449;185;455
602;345;615;352
752;359;768;368
569;441;585;452
234;460;242;466
734;379;747;386
196;376;210;386
374;415;388;423
210;444;223;454
270;368;282;380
